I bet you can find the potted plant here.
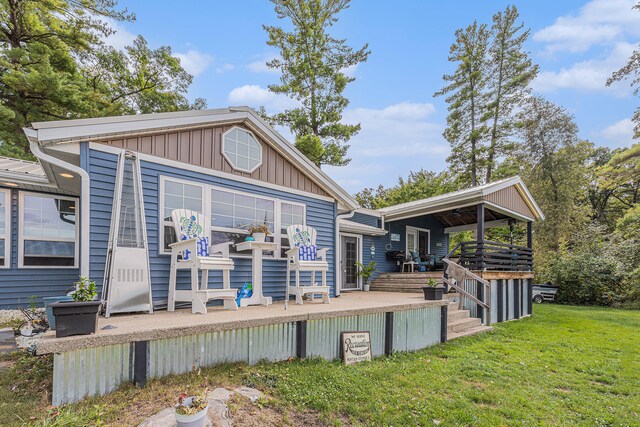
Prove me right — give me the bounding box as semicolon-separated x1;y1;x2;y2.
248;224;270;243
422;278;443;300
355;261;377;292
51;277;102;338
175;392;209;427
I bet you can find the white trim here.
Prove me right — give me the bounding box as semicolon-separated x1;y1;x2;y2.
339;232;363;291
221;126;263;174
386;201;481;223
483;201;535;223
405;226;430;255
338;219;387;236
18;191;79;269
90;143;336;204
159;175;307;259
0;189;10;268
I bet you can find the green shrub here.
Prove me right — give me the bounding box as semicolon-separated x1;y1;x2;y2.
548;252;625;306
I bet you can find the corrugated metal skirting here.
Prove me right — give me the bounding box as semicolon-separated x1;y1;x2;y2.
149;323;297;378
52;343;132;406
392;306;441;352
306;313;386;360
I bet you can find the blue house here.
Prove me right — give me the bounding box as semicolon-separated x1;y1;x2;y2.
1;107;543;321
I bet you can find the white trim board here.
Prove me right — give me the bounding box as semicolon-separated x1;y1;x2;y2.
17;191;79;269
405;226;431;255
0;189;10;268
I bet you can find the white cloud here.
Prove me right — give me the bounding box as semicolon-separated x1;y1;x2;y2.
102;18;136;51
531;42;634;94
216;63;235;74
324;102;448;193
175;50;214;76
534;0;640;53
599;118;636;147
227;84;298;111
247;54;280;73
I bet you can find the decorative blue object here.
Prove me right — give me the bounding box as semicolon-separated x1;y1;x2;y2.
183;236;209;261
245;236;255;241
236;282;253;306
299;244;317;261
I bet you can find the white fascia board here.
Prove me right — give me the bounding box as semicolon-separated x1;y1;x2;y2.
338;220;387;236
354;207;382;217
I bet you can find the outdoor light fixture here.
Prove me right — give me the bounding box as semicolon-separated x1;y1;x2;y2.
3;182;18;187
59;173;74;178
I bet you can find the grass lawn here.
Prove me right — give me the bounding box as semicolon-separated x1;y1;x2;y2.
1;304;639;426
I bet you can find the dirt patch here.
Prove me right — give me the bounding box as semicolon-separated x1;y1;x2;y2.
228;394;350;427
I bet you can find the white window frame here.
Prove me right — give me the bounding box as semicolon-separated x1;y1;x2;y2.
221;126;263;173
159;176;206;255
158;175;307;259
406;226;430;255
0;189;10;269
18;191;79;269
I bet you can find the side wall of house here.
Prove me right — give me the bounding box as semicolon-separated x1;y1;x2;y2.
352;215;448;274
0;188;80;308
87;147;337;304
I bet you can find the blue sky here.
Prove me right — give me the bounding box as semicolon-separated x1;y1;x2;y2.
111;0;640;193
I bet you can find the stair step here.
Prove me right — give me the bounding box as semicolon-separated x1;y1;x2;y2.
448;317;482;333
447;309;470;322
448;325;493;340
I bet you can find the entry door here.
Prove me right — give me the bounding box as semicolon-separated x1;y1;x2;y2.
341;235;361;290
406;227;430;257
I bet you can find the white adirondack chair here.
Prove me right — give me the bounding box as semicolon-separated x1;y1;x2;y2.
285;224;331;306
168;209;238;314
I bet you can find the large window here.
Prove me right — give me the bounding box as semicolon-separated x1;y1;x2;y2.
160;177;306;257
19;192;78;267
222;127;262;173
280;202;305;257
161;179;204;250
0;190;10;267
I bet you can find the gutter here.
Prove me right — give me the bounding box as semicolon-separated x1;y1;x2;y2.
27;135;90;278
335;210;356;296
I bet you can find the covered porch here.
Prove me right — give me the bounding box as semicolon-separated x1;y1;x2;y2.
375;176;544;276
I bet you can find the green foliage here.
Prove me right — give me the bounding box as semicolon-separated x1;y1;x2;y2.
0;1;202;159
264;0;370;167
355;170;458;209
71;276;97;302
354;260;376;284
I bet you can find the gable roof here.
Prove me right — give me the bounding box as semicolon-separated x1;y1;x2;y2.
379;176;544;222
24;107;358;210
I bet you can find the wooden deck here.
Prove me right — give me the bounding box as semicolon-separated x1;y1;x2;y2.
370;271;445;293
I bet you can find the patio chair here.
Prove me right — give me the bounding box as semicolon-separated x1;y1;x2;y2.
168;209;238;314
285;224;331;305
409;250;432;272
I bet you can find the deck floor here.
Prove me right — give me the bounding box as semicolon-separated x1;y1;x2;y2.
37;292;446;354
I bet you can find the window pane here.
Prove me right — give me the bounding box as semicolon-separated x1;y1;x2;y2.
212;189;234;204
164;180;183;196
212;215;233;228
21;194;77;257
183;183;201;199
24;240;75;256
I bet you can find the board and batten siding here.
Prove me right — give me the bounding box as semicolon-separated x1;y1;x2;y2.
483;186;535;219
94;122;329;198
86;147;337;304
0;188;79;308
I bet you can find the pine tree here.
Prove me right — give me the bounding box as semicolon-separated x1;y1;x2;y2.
484;5;538;183
264;0;370;167
435;21;490;186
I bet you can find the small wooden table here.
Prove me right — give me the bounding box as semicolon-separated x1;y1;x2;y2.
235;241;277;307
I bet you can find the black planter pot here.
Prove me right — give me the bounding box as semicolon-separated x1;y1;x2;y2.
51;301;101;338
422;286;443;301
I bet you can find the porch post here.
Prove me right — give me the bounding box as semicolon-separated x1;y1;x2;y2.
476;204;485;270
526;221;533;249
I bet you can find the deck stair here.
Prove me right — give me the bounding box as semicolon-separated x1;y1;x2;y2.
444;293;493;340
370;272;444;293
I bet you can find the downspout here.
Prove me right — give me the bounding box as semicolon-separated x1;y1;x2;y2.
28;138;90;278
335;210;356;297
